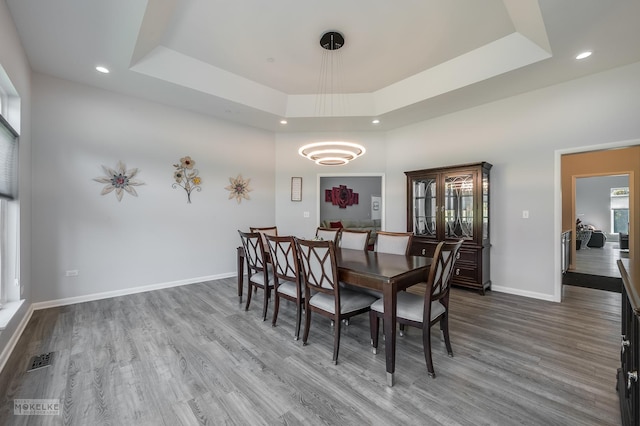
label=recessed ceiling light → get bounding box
[95,66,110,74]
[575,51,592,60]
[372,119,380,124]
[280,119,287,125]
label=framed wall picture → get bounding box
[291,177,302,201]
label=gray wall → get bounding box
[320,176,381,223]
[31,73,276,303]
[275,60,640,301]
[577,175,629,237]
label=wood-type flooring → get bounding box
[0,278,622,425]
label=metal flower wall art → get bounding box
[172,156,201,203]
[94,161,144,201]
[225,174,252,204]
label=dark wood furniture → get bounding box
[295,240,377,365]
[370,239,462,378]
[405,162,491,294]
[335,248,431,386]
[375,231,413,255]
[618,259,640,425]
[265,235,304,340]
[315,227,340,244]
[338,228,371,251]
[238,230,273,320]
[235,245,432,386]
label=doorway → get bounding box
[573,174,629,278]
[317,173,385,229]
[560,147,637,295]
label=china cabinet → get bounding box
[405,162,492,293]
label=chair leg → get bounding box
[272,292,280,328]
[423,325,436,378]
[332,316,341,365]
[441,315,453,357]
[302,303,312,346]
[369,311,379,354]
[293,301,302,341]
[261,286,269,321]
[399,323,405,337]
[245,282,253,311]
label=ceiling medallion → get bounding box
[298,141,366,166]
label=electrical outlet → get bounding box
[65,270,79,277]
[303,211,310,218]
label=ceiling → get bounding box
[6,0,640,132]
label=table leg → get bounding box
[383,283,397,386]
[236,246,244,302]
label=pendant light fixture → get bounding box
[298,31,366,166]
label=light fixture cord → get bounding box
[315,35,348,117]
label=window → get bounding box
[0,65,20,317]
[611,187,629,234]
[0,115,19,308]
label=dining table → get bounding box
[236,245,431,386]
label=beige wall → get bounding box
[561,146,639,269]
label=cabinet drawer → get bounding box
[452,264,478,283]
[410,240,437,257]
[456,247,477,264]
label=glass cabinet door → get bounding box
[413,177,437,237]
[482,171,489,241]
[444,173,474,240]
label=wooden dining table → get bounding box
[236,246,431,386]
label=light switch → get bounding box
[522,210,529,219]
[303,211,310,218]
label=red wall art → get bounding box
[325,185,359,208]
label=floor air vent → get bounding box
[27,352,54,372]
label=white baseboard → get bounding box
[32,272,236,311]
[491,284,560,302]
[0,303,34,373]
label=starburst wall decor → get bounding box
[225,174,252,204]
[93,161,144,201]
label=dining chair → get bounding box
[295,238,378,364]
[339,229,371,251]
[369,239,463,378]
[315,227,340,244]
[250,226,278,248]
[265,234,304,340]
[238,230,274,321]
[375,231,413,255]
[368,230,414,299]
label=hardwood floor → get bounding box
[0,279,622,425]
[574,240,629,277]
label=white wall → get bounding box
[0,0,32,360]
[577,175,629,236]
[276,61,640,301]
[274,132,388,239]
[31,74,275,303]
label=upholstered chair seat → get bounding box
[371,292,446,323]
[309,289,376,315]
